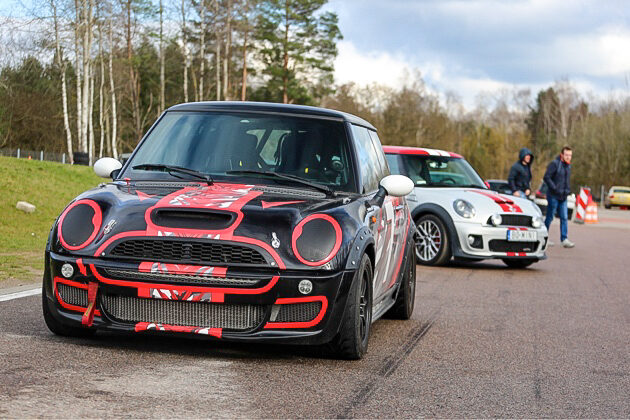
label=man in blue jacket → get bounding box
[543,146,575,248]
[508,148,534,197]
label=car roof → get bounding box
[486,179,508,184]
[167,101,376,130]
[382,145,463,158]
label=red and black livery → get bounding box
[43,102,416,359]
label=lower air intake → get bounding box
[488,240,539,253]
[57,283,88,307]
[101,295,266,330]
[274,301,322,323]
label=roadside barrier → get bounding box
[574,187,590,224]
[585,201,599,224]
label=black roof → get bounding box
[167,101,376,130]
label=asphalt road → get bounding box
[1,216,629,418]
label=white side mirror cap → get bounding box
[380,174,414,197]
[94,157,122,178]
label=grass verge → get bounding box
[0,156,101,287]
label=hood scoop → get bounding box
[150,208,236,230]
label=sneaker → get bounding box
[562,239,575,248]
[548,240,555,247]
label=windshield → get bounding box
[400,155,485,188]
[120,111,356,192]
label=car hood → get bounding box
[51,180,359,271]
[413,187,541,222]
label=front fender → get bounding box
[410,203,465,257]
[344,226,374,270]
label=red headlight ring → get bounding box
[291,214,342,266]
[57,199,103,251]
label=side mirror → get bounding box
[368,175,414,207]
[94,157,123,179]
[380,175,414,197]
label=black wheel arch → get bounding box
[344,226,375,270]
[411,203,465,258]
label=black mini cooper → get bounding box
[42,102,416,359]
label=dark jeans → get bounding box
[545,196,568,241]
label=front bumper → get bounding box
[43,251,356,345]
[453,222,548,260]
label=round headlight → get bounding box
[453,199,476,218]
[57,199,102,250]
[490,213,502,226]
[292,214,341,266]
[532,216,543,229]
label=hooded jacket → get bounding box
[507,147,534,193]
[543,155,571,200]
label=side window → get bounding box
[368,130,390,177]
[259,129,290,165]
[385,154,402,175]
[351,124,381,193]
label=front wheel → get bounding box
[502,258,537,269]
[415,214,451,266]
[330,254,373,360]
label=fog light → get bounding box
[298,280,313,295]
[490,214,502,226]
[61,263,74,278]
[468,235,476,245]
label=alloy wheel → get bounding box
[416,219,442,262]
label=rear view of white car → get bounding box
[384,146,548,268]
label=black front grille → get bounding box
[274,302,322,323]
[108,239,267,265]
[102,295,266,330]
[488,240,539,253]
[57,283,88,307]
[487,214,532,227]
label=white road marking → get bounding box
[0,287,41,302]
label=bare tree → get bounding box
[50,0,74,163]
[215,0,221,100]
[198,0,207,101]
[180,0,189,102]
[223,0,231,100]
[159,0,165,112]
[108,15,118,158]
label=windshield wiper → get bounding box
[132,164,213,185]
[226,170,335,196]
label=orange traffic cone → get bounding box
[585,201,598,224]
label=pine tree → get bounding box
[254,0,341,104]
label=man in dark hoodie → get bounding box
[508,148,534,197]
[543,146,574,248]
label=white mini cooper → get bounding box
[384,146,548,268]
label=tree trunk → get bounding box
[80,0,92,153]
[108,17,118,159]
[241,28,247,101]
[282,0,289,104]
[51,0,74,164]
[181,0,189,102]
[74,0,83,153]
[199,0,206,101]
[126,0,141,141]
[223,0,231,100]
[214,0,221,101]
[98,22,105,158]
[159,0,165,112]
[88,67,95,165]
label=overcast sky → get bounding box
[329,0,630,107]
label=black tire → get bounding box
[330,254,373,360]
[501,258,536,269]
[387,243,416,319]
[605,204,611,209]
[415,214,451,266]
[42,285,96,338]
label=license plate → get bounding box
[506,230,537,242]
